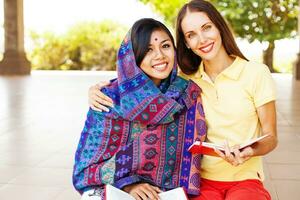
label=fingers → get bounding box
[96,81,110,88]
[134,190,148,200]
[127,183,160,200]
[221,141,253,166]
[94,87,113,104]
[224,140,238,166]
[141,189,157,200]
[152,186,163,193]
[138,184,160,200]
[131,193,142,200]
[95,92,114,108]
[88,83,114,111]
[240,147,253,160]
[147,185,160,200]
[96,82,113,103]
[214,147,226,158]
[90,100,110,112]
[232,145,243,165]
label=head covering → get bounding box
[73,29,206,197]
[101,30,192,124]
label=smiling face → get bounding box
[181,11,224,61]
[139,29,175,86]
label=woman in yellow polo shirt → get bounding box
[87,1,277,199]
[175,1,277,200]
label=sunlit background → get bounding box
[0,0,298,72]
[0,1,299,200]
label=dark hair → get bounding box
[176,0,247,75]
[131,18,175,67]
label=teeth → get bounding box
[153,63,167,71]
[200,43,213,52]
[202,45,211,51]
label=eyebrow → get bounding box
[160,39,171,44]
[184,22,212,35]
[148,39,171,46]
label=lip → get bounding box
[199,42,214,53]
[152,62,168,72]
[152,62,168,67]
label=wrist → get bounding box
[122,185,130,193]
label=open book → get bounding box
[81,184,188,200]
[188,134,270,157]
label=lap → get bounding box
[225,179,271,200]
[189,179,270,200]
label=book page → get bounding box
[104,185,187,200]
[188,134,270,156]
[158,187,187,200]
[239,134,270,149]
[81,189,103,200]
[106,184,134,200]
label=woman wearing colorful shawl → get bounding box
[73,18,206,200]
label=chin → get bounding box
[200,52,218,61]
[152,75,169,81]
[156,76,169,80]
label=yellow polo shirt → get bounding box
[179,57,276,181]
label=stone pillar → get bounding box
[294,0,300,80]
[0,0,31,75]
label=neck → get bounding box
[203,47,234,80]
[152,78,161,86]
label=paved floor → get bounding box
[0,71,299,200]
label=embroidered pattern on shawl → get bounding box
[72,31,206,197]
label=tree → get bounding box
[64,21,127,70]
[139,0,298,72]
[139,0,187,26]
[29,31,68,70]
[29,21,127,70]
[210,0,298,72]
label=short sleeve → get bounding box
[253,64,276,108]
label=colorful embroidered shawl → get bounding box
[72,31,206,197]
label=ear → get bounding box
[185,43,190,49]
[184,40,190,49]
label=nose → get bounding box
[153,48,165,59]
[196,31,206,44]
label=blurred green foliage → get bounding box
[209,0,298,43]
[139,0,298,72]
[209,0,298,72]
[140,0,298,41]
[29,21,127,70]
[139,0,187,26]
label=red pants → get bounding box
[189,179,271,200]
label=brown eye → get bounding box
[187,33,195,39]
[162,44,170,48]
[146,48,153,53]
[203,25,212,31]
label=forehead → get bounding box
[181,11,212,32]
[149,29,171,43]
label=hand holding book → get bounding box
[123,183,162,200]
[188,134,270,166]
[214,140,254,166]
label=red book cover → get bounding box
[188,134,270,157]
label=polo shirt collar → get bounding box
[221,56,245,80]
[198,56,246,81]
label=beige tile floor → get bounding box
[0,71,299,200]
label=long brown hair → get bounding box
[176,0,247,75]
